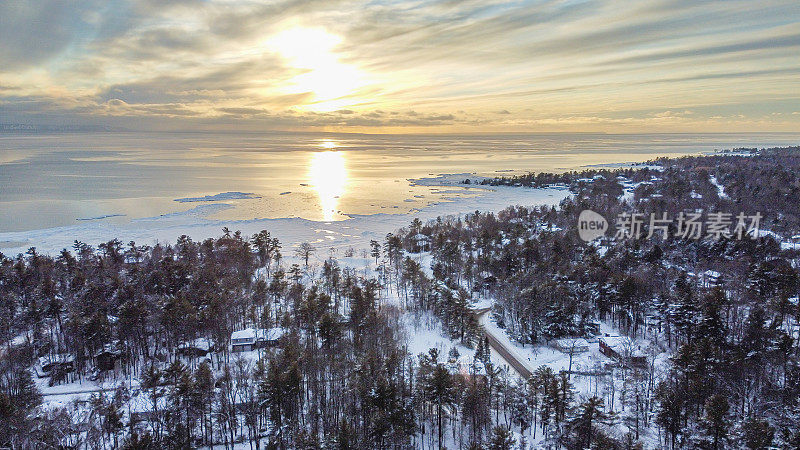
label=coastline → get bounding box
[0,176,571,256]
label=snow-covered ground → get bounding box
[21,178,568,415]
[709,175,728,199]
[11,171,673,447]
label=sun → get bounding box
[268,27,363,111]
[318,139,338,149]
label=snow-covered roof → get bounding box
[231,328,257,341]
[554,338,590,348]
[96,341,123,356]
[179,337,211,351]
[261,327,285,341]
[599,336,632,349]
[39,354,74,367]
[232,327,286,342]
[129,392,169,414]
[600,336,647,357]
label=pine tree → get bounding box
[570,396,614,448]
[427,364,455,449]
[655,381,683,449]
[486,425,515,450]
[671,272,698,344]
[701,394,730,450]
[370,240,381,264]
[741,417,774,450]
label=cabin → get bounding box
[255,328,285,349]
[476,271,497,290]
[178,338,211,358]
[552,338,590,353]
[599,336,625,359]
[231,328,258,352]
[37,354,75,378]
[699,270,722,288]
[231,327,286,352]
[129,392,168,424]
[599,336,647,369]
[95,348,124,371]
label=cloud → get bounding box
[0,0,799,132]
[95,57,293,105]
[0,1,103,70]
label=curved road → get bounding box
[472,307,532,379]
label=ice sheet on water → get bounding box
[174,192,261,203]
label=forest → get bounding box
[2,147,800,449]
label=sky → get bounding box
[1,0,799,133]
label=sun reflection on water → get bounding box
[309,150,347,221]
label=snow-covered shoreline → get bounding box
[0,175,571,256]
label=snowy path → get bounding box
[473,308,532,379]
[41,386,112,397]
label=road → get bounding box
[472,307,532,379]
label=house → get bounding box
[599,336,647,368]
[598,336,626,359]
[231,328,258,352]
[255,328,285,349]
[552,338,590,353]
[95,347,124,371]
[37,354,75,378]
[231,327,286,352]
[128,392,168,424]
[699,270,722,288]
[178,338,211,358]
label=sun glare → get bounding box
[309,151,347,221]
[269,27,362,111]
[318,139,338,149]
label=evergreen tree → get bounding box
[741,417,774,450]
[486,425,515,450]
[701,394,730,450]
[570,396,614,448]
